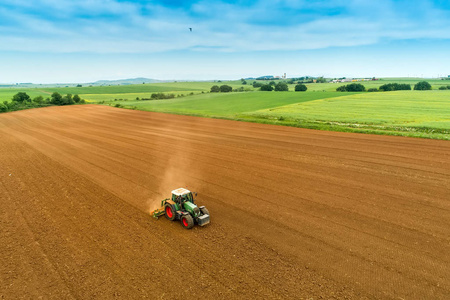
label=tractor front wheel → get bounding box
[181,214,194,229]
[164,204,176,221]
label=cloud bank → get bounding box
[0,0,449,53]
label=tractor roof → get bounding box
[171,188,191,196]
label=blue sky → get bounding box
[1,0,449,83]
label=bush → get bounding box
[367,88,378,92]
[219,85,232,93]
[210,85,220,93]
[414,81,431,90]
[274,82,288,91]
[294,84,307,92]
[439,86,448,90]
[260,84,274,91]
[150,93,175,100]
[336,83,366,92]
[0,103,8,112]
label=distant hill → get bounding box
[0,78,169,88]
[92,78,166,86]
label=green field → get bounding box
[242,91,450,139]
[1,78,449,139]
[104,92,350,117]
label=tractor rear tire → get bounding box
[181,214,194,229]
[164,204,176,221]
[200,207,210,216]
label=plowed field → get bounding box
[1,105,449,299]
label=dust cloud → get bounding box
[145,134,197,213]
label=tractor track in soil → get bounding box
[0,105,449,299]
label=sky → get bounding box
[1,0,449,83]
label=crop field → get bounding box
[99,89,450,140]
[0,105,449,299]
[0,89,51,103]
[102,92,348,116]
[1,78,449,139]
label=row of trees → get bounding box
[260,82,289,91]
[0,92,85,113]
[337,81,434,92]
[140,93,176,100]
[211,85,233,93]
[379,83,411,91]
[336,83,366,92]
[211,82,308,93]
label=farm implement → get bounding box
[150,188,210,229]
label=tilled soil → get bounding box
[0,105,449,299]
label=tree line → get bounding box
[336,81,434,92]
[0,92,85,113]
[211,82,307,93]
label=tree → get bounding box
[414,81,431,90]
[32,96,44,104]
[73,94,81,103]
[12,92,31,103]
[274,82,288,91]
[295,84,307,91]
[269,81,276,86]
[62,94,75,105]
[51,92,63,105]
[316,77,327,83]
[76,84,82,87]
[242,80,247,85]
[252,81,263,88]
[260,84,274,91]
[210,85,220,93]
[219,85,232,93]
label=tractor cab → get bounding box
[171,188,195,204]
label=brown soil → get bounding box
[0,105,449,299]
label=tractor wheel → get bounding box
[200,207,210,216]
[181,214,194,229]
[164,204,176,221]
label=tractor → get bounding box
[150,188,210,229]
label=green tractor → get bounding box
[151,188,210,229]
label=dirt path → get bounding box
[0,105,449,299]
